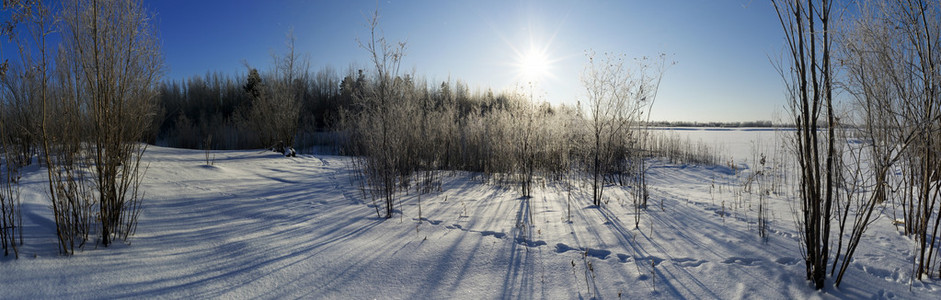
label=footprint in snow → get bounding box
[672,257,707,268]
[874,289,897,299]
[854,264,899,281]
[636,256,665,266]
[412,218,443,225]
[554,243,611,259]
[554,243,574,253]
[616,253,631,263]
[721,257,762,266]
[774,257,801,266]
[515,237,547,247]
[479,231,506,239]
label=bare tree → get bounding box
[350,7,409,218]
[830,0,932,285]
[0,75,23,257]
[0,63,40,167]
[513,87,539,198]
[60,0,162,246]
[0,1,28,258]
[2,0,96,255]
[245,31,306,155]
[3,0,83,255]
[833,0,941,282]
[772,0,838,289]
[579,51,664,209]
[888,0,941,280]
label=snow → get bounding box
[2,131,939,299]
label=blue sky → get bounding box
[148,0,786,122]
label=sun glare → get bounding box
[520,49,550,82]
[516,47,553,83]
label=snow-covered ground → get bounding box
[2,130,939,299]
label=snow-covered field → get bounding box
[2,129,939,299]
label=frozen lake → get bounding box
[650,127,794,168]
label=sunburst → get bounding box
[517,47,552,83]
[491,15,567,89]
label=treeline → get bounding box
[648,120,777,128]
[154,66,509,152]
[157,33,316,153]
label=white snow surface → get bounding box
[2,137,939,299]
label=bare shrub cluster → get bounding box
[1,0,161,255]
[839,0,941,281]
[580,51,666,210]
[774,0,941,288]
[0,109,24,258]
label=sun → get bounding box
[516,47,554,84]
[519,49,550,82]
[500,27,561,87]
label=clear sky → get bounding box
[147,0,788,123]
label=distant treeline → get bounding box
[155,67,533,152]
[647,120,781,128]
